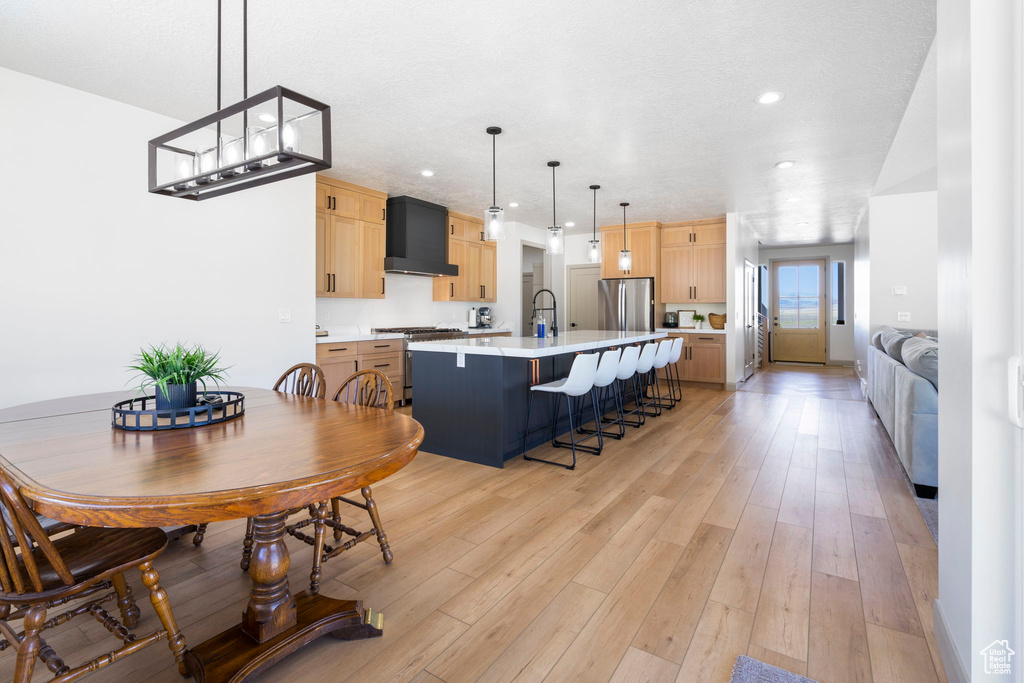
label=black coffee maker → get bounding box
[663,311,679,328]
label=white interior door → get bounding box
[521,273,534,335]
[743,260,757,379]
[568,265,601,331]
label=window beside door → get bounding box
[831,260,846,325]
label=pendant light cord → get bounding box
[551,165,557,227]
[593,187,597,240]
[622,204,627,245]
[216,0,221,110]
[492,133,497,207]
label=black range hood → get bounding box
[384,196,458,277]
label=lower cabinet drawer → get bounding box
[357,339,403,354]
[316,343,358,360]
[358,353,403,382]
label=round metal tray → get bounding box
[111,391,245,431]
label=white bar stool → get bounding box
[521,352,601,470]
[576,347,625,442]
[647,338,676,413]
[615,345,644,428]
[624,343,658,426]
[664,337,685,402]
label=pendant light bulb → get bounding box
[484,127,506,240]
[618,202,632,272]
[282,121,298,151]
[546,161,563,255]
[587,184,602,264]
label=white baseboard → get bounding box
[933,599,970,683]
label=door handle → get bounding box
[1009,356,1024,428]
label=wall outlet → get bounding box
[897,312,911,322]
[278,308,292,323]
[457,352,466,368]
[892,285,907,296]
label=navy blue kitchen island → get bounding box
[409,331,666,468]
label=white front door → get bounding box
[772,259,827,363]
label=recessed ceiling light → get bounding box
[420,170,434,177]
[756,91,784,105]
[775,160,795,169]
[565,222,575,227]
[509,202,519,208]
[786,197,802,202]
[258,113,276,123]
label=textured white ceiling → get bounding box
[873,39,936,196]
[0,0,934,245]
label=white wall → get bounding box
[759,243,856,364]
[934,1,1021,680]
[0,67,314,409]
[853,213,871,382]
[867,191,938,332]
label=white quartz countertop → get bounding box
[656,327,727,335]
[467,327,513,336]
[408,330,667,358]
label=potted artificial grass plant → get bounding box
[130,343,229,411]
[692,313,706,329]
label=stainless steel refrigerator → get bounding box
[598,277,655,332]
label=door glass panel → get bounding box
[799,298,820,328]
[778,267,798,297]
[778,298,799,328]
[799,265,819,296]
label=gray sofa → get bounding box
[867,326,938,498]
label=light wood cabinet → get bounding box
[693,243,726,303]
[658,217,726,303]
[360,222,386,300]
[667,332,726,385]
[599,223,660,280]
[317,341,405,401]
[315,176,389,299]
[433,211,497,302]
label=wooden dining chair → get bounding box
[0,469,188,682]
[239,370,396,594]
[192,362,328,547]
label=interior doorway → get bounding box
[771,259,827,363]
[522,244,545,335]
[567,265,601,331]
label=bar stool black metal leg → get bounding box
[591,388,604,454]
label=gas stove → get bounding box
[372,326,468,340]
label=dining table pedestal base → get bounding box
[183,591,383,682]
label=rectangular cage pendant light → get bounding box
[148,86,330,200]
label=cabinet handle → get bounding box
[480,284,484,299]
[699,337,714,341]
[382,208,386,221]
[329,347,348,352]
[374,363,390,368]
[325,274,329,292]
[382,277,385,295]
[451,223,455,235]
[450,282,454,297]
[480,231,484,241]
[332,274,336,292]
[374,344,390,348]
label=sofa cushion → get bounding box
[902,337,939,390]
[870,347,899,439]
[872,325,896,352]
[879,328,913,363]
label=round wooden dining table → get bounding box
[0,387,424,682]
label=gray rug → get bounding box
[730,656,818,682]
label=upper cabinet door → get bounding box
[480,243,497,302]
[316,183,332,213]
[600,230,624,279]
[332,187,361,219]
[661,226,690,247]
[660,246,694,303]
[316,212,330,297]
[463,241,482,301]
[359,222,386,299]
[693,243,726,302]
[626,225,658,278]
[692,222,726,245]
[330,215,361,298]
[360,194,387,224]
[447,216,466,241]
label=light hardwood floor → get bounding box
[3,365,945,682]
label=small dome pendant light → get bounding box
[618,202,632,271]
[586,184,602,264]
[546,161,564,255]
[484,126,505,241]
